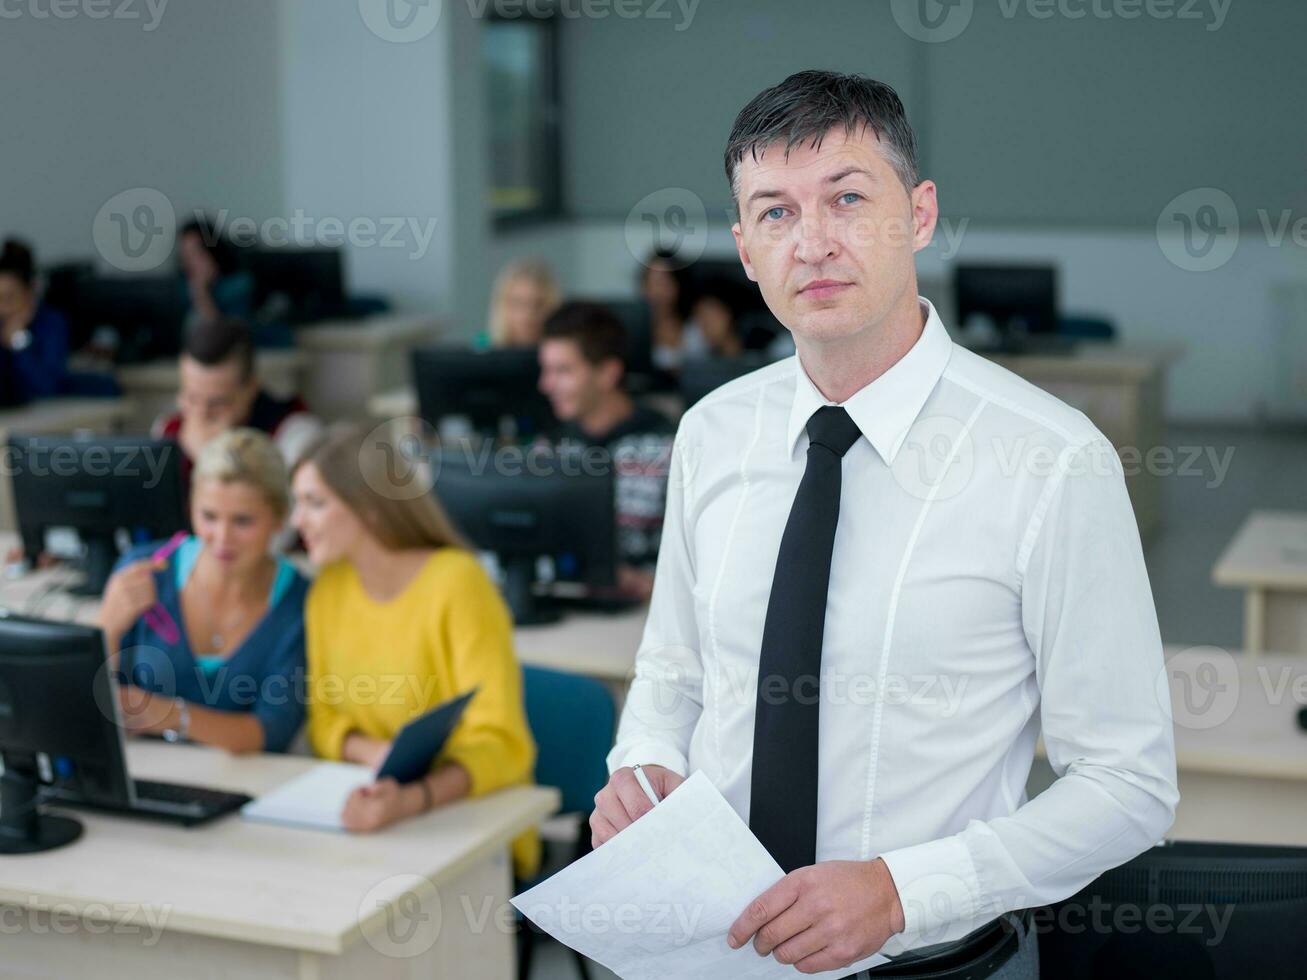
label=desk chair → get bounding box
[517,665,617,980]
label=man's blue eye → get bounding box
[840,192,862,205]
[763,207,785,221]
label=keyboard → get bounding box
[44,779,252,827]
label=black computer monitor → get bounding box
[245,246,347,325]
[433,445,617,625]
[679,353,774,408]
[954,264,1059,342]
[63,275,186,363]
[7,435,188,595]
[0,614,127,853]
[412,346,557,440]
[1036,840,1307,977]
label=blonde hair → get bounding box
[488,258,561,346]
[193,428,290,519]
[292,425,468,552]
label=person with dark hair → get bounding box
[592,70,1176,980]
[177,215,254,331]
[639,248,696,372]
[153,317,322,474]
[538,301,675,600]
[685,276,746,359]
[0,238,68,406]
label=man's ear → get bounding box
[732,222,757,283]
[600,357,625,393]
[910,180,940,253]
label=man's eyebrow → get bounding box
[744,168,878,208]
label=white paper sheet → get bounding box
[511,772,890,979]
[240,761,374,831]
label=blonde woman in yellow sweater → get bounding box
[290,427,539,877]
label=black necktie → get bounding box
[749,405,862,873]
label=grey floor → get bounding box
[526,423,1306,980]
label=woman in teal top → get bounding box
[100,428,308,753]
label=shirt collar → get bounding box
[786,297,953,465]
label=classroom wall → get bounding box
[0,0,283,267]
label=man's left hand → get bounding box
[727,858,906,974]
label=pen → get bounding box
[141,532,189,645]
[632,763,660,806]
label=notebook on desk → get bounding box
[241,689,477,831]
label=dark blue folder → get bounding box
[376,688,478,784]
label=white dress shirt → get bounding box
[608,298,1178,956]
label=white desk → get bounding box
[1213,511,1307,654]
[296,315,441,423]
[115,350,307,433]
[369,385,418,420]
[0,741,557,979]
[0,397,134,534]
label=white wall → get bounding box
[0,0,283,267]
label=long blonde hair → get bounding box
[488,258,561,346]
[293,426,468,552]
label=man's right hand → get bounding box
[590,764,686,848]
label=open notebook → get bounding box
[241,689,476,831]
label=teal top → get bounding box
[173,536,298,677]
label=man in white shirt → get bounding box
[591,70,1178,978]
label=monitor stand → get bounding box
[66,536,117,597]
[0,767,83,855]
[503,557,561,627]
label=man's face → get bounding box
[538,339,615,422]
[731,126,937,348]
[178,355,257,428]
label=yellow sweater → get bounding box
[305,548,540,878]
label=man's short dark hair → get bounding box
[184,317,255,381]
[542,301,628,376]
[724,70,920,208]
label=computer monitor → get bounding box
[412,347,557,440]
[245,246,347,325]
[679,353,774,408]
[7,435,188,595]
[62,275,186,363]
[1036,840,1307,978]
[954,264,1059,342]
[0,614,126,853]
[433,445,617,625]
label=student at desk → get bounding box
[538,301,675,601]
[177,215,254,332]
[154,316,323,475]
[101,428,309,753]
[290,428,539,877]
[0,238,68,406]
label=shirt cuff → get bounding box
[606,739,690,778]
[878,835,982,944]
